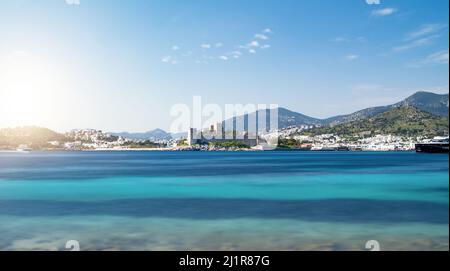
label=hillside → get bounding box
[0,126,66,149]
[222,107,322,132]
[396,91,449,116]
[303,106,449,138]
[222,91,448,131]
[324,91,449,125]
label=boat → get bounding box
[16,145,32,152]
[415,136,449,153]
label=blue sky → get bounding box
[0,0,448,132]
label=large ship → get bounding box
[415,136,449,153]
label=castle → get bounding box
[187,123,259,147]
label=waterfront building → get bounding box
[187,122,258,147]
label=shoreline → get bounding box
[0,148,421,153]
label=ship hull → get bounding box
[415,143,449,153]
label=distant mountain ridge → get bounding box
[324,92,449,126]
[4,92,443,143]
[105,91,449,136]
[303,105,449,138]
[222,91,449,130]
[222,107,322,132]
[397,91,449,116]
[110,129,172,141]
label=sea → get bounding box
[0,151,448,251]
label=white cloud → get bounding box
[161,56,178,64]
[65,0,80,5]
[162,27,274,65]
[331,36,367,43]
[406,24,447,40]
[410,50,449,67]
[254,34,269,40]
[239,40,261,50]
[393,24,446,52]
[371,7,397,17]
[394,35,438,51]
[424,50,449,64]
[161,56,171,63]
[249,41,260,47]
[229,51,242,59]
[345,54,359,60]
[331,37,349,43]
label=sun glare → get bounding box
[0,51,67,128]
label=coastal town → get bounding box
[2,91,448,153]
[2,92,449,153]
[7,126,445,153]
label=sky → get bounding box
[0,0,448,132]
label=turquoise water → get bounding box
[0,151,448,251]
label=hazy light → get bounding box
[0,51,68,128]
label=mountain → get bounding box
[396,91,449,116]
[222,107,322,132]
[221,92,448,131]
[170,132,188,140]
[304,105,449,138]
[0,126,66,148]
[324,91,449,125]
[110,129,172,141]
[277,107,323,127]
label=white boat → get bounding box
[16,145,32,152]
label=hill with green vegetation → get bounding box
[302,106,449,138]
[123,140,164,149]
[0,126,66,150]
[223,91,448,130]
[398,91,449,117]
[324,91,449,125]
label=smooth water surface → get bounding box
[0,151,448,251]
